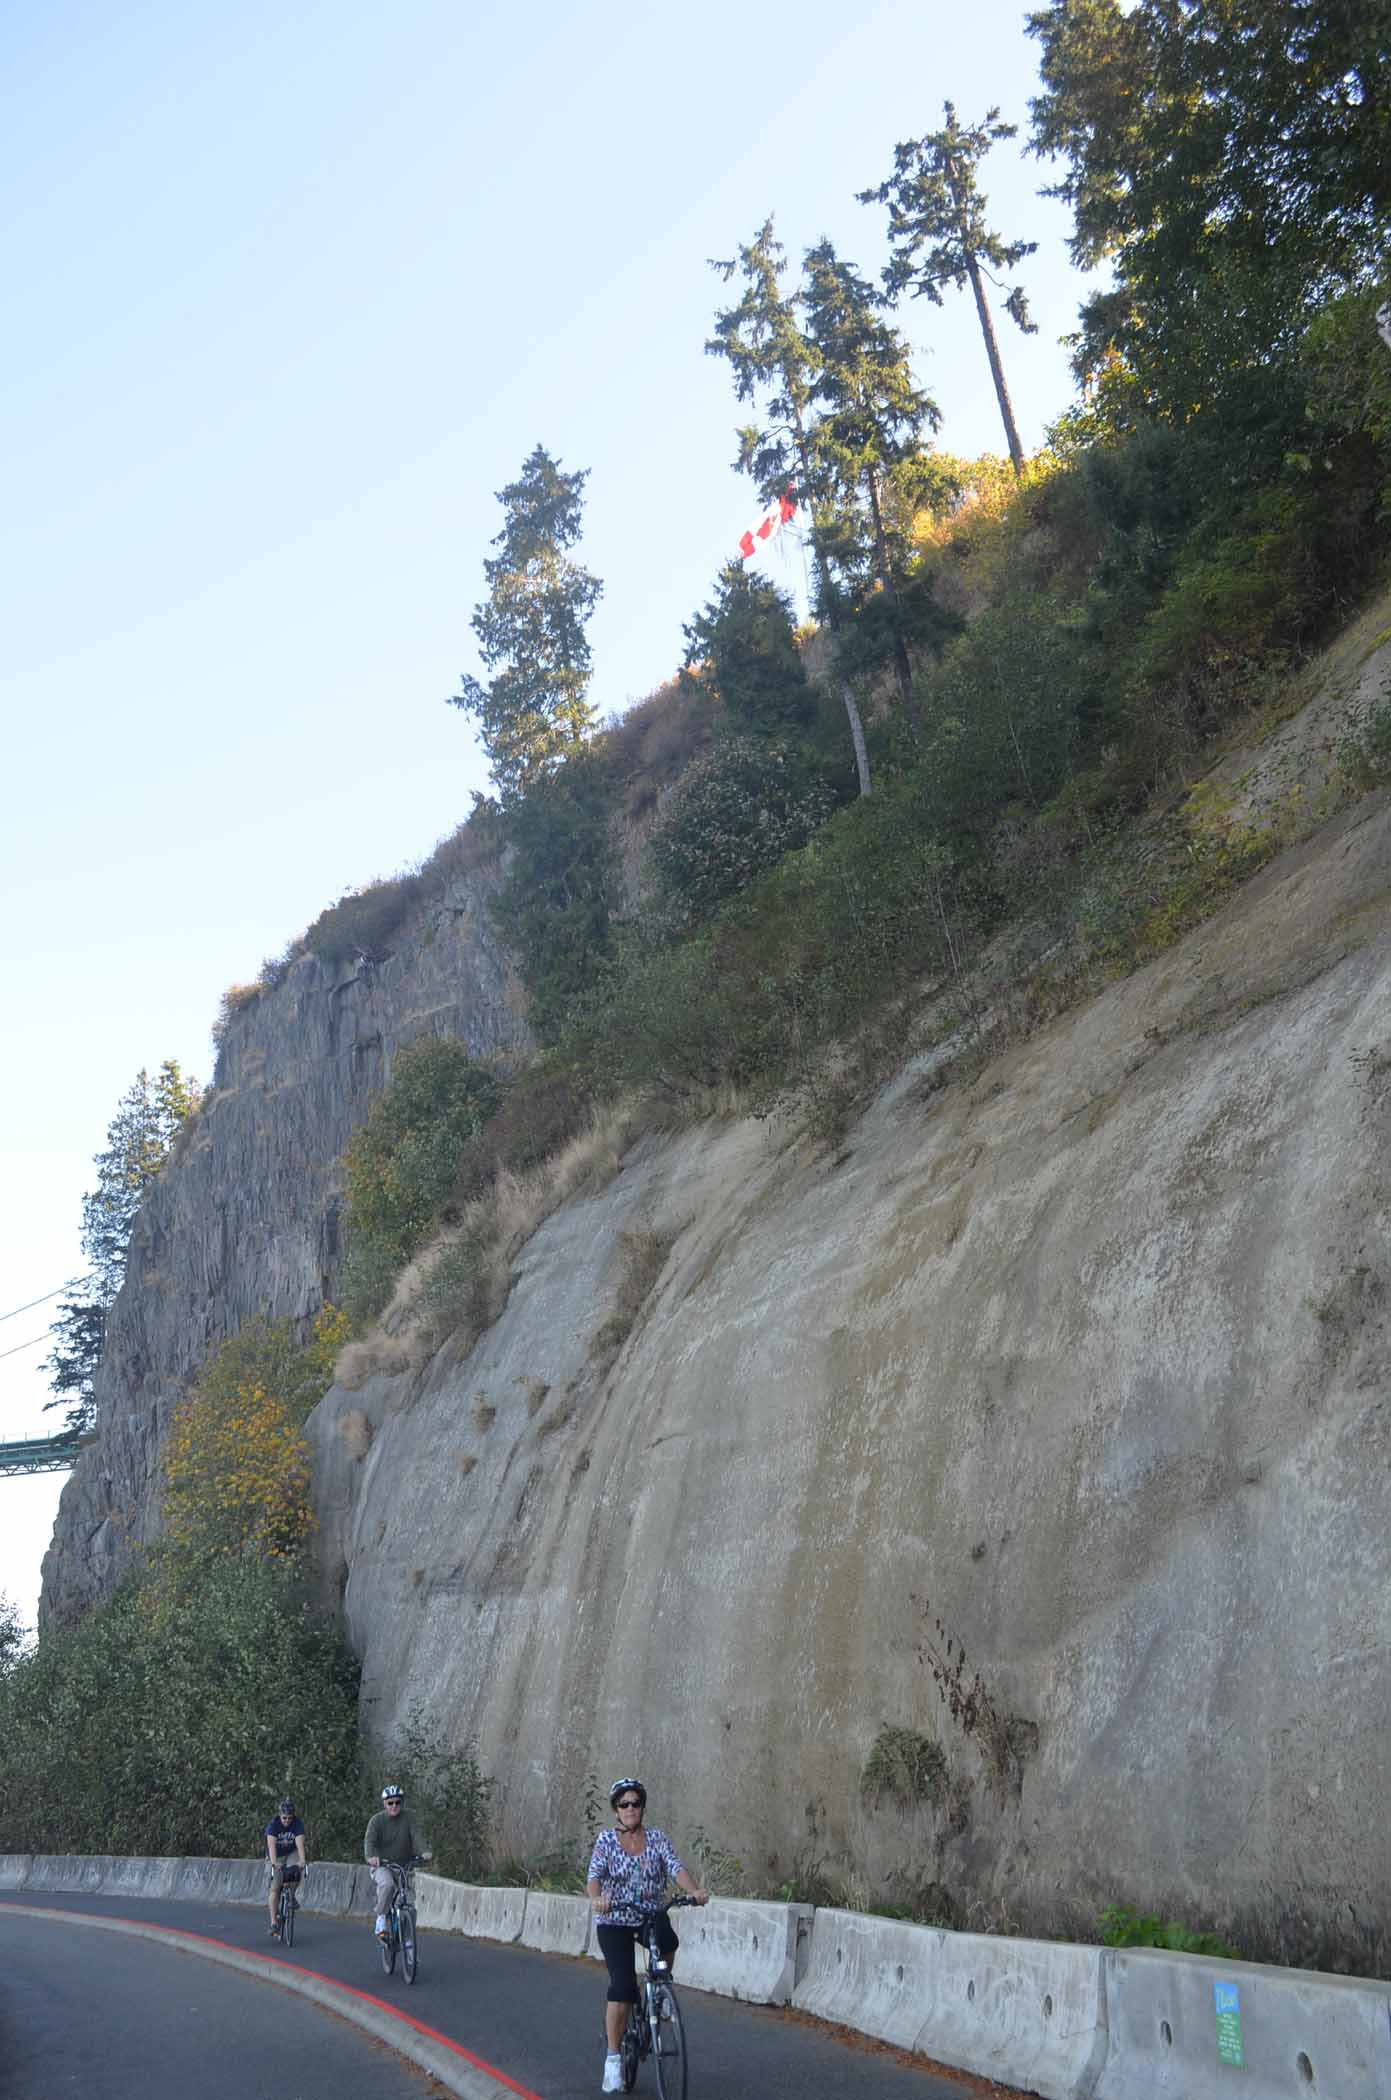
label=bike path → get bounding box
[0,1890,1024,2100]
[0,1904,446,2100]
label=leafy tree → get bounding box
[862,103,1038,474]
[1027,0,1391,413]
[801,239,940,721]
[43,1060,198,1434]
[681,563,816,739]
[707,220,873,794]
[0,1557,365,1860]
[489,745,621,1045]
[448,445,602,800]
[163,1376,314,1566]
[645,736,835,930]
[0,1593,27,1677]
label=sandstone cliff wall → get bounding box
[40,632,1391,1971]
[40,860,530,1623]
[308,780,1390,1970]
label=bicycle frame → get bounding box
[618,1896,694,2096]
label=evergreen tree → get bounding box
[43,1060,198,1435]
[801,238,940,723]
[862,103,1038,475]
[681,563,815,740]
[1027,0,1390,413]
[707,220,873,794]
[449,446,602,800]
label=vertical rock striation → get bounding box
[40,863,530,1626]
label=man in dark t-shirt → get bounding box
[265,1798,307,1937]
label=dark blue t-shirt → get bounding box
[265,1816,305,1859]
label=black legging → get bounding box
[596,1917,679,2003]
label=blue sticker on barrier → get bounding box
[1214,1979,1244,2067]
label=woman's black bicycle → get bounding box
[273,1863,304,1946]
[379,1857,423,1984]
[620,1895,696,2098]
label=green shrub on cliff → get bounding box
[341,1037,500,1322]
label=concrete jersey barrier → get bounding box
[792,1907,945,2049]
[912,1929,1108,2100]
[676,1897,812,2005]
[8,1854,1391,2097]
[518,1890,591,1958]
[1097,1945,1391,2100]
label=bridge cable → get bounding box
[0,1331,53,1362]
[0,1285,67,1324]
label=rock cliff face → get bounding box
[41,636,1391,1971]
[309,787,1391,1970]
[40,861,530,1623]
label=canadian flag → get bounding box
[738,490,796,560]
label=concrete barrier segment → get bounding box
[0,1857,32,1889]
[518,1890,591,1958]
[913,1931,1108,2100]
[293,1861,358,1917]
[24,1854,107,1894]
[416,1874,525,1943]
[679,1898,812,2005]
[1096,1945,1391,2100]
[792,1907,943,2049]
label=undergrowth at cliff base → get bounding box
[1100,1904,1240,1961]
[0,1555,367,1860]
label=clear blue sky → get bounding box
[1,0,1100,1625]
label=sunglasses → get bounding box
[616,1799,642,1811]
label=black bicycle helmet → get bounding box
[609,1776,647,1809]
[381,1782,406,1803]
[278,1798,297,1815]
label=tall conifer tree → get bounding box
[707,220,872,793]
[449,446,602,800]
[862,103,1038,475]
[44,1060,198,1435]
[800,239,939,723]
[1027,0,1390,412]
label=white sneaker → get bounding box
[375,1914,388,1936]
[601,2052,623,2093]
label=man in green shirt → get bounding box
[364,1782,427,1940]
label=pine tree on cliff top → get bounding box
[44,1059,198,1436]
[800,238,939,727]
[449,445,603,802]
[707,218,873,795]
[861,102,1038,476]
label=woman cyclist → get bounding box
[586,1777,707,2094]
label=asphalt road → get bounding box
[0,1890,1022,2100]
[0,1904,446,2100]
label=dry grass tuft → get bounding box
[338,1410,374,1462]
[590,1226,677,1370]
[336,1336,412,1389]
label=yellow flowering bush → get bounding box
[164,1376,314,1563]
[161,1307,346,1563]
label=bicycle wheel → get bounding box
[400,1905,418,1984]
[650,1980,686,2100]
[282,1892,295,1948]
[620,2007,641,2093]
[379,1913,398,1975]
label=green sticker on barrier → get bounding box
[1214,1980,1244,2067]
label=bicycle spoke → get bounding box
[650,1982,686,2100]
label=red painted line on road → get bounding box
[11,1906,547,2100]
